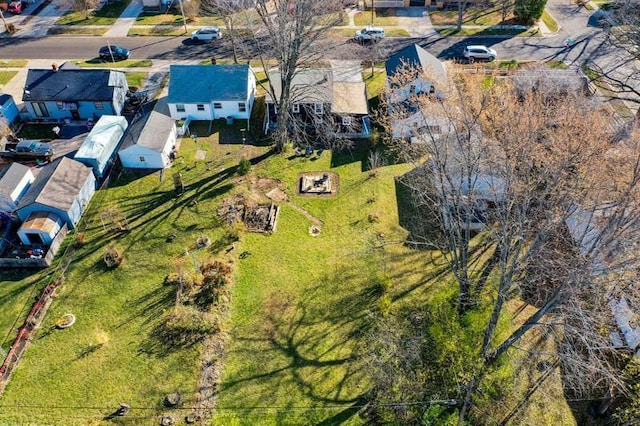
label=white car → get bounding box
[463,45,497,61]
[354,27,385,42]
[191,27,222,41]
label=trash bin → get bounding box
[226,116,234,125]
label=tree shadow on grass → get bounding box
[218,265,382,422]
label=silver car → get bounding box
[191,27,222,41]
[463,45,497,61]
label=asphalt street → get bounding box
[0,33,590,63]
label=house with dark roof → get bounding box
[167,64,256,122]
[21,62,129,122]
[16,157,95,229]
[119,110,177,169]
[385,44,448,143]
[264,68,371,139]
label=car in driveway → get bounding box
[463,45,497,62]
[354,27,385,42]
[191,27,222,41]
[99,45,130,61]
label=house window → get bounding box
[238,102,246,112]
[56,102,64,111]
[291,103,300,113]
[94,102,104,110]
[197,104,205,111]
[342,116,352,126]
[32,102,49,118]
[176,104,185,113]
[213,102,222,109]
[410,84,417,94]
[139,156,146,162]
[314,103,323,114]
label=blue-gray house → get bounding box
[16,157,95,230]
[0,94,20,125]
[22,62,129,122]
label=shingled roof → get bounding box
[168,64,251,103]
[23,64,126,102]
[385,44,447,85]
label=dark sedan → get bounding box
[99,45,130,61]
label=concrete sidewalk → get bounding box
[103,0,143,37]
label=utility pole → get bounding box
[178,0,187,34]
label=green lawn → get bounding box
[437,27,539,36]
[363,70,386,100]
[128,26,188,36]
[48,27,109,36]
[0,60,27,68]
[135,11,185,25]
[0,71,17,85]
[541,9,559,33]
[125,72,148,90]
[0,125,269,424]
[354,10,398,26]
[55,0,131,25]
[429,5,519,26]
[215,145,419,424]
[76,59,153,68]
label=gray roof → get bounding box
[18,157,93,212]
[168,64,250,103]
[120,110,175,153]
[23,66,125,102]
[137,111,175,152]
[385,44,447,85]
[0,162,32,198]
[266,69,333,104]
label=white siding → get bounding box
[119,145,167,169]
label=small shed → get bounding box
[119,111,177,169]
[17,211,63,245]
[16,157,95,229]
[0,163,35,214]
[74,115,128,179]
[0,94,19,126]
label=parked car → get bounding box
[190,27,222,41]
[99,45,130,61]
[6,0,27,14]
[354,27,385,42]
[463,45,497,62]
[0,139,54,162]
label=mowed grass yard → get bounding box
[0,124,266,424]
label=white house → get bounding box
[167,64,256,123]
[0,162,35,214]
[119,110,177,169]
[385,44,448,142]
[16,157,95,229]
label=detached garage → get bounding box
[74,115,128,179]
[119,111,176,169]
[16,157,95,229]
[17,211,63,245]
[0,163,35,214]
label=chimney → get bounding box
[52,63,58,71]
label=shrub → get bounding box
[6,24,16,35]
[103,247,123,268]
[238,158,251,175]
[161,306,219,347]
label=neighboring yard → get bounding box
[429,5,519,26]
[354,10,398,26]
[76,59,153,68]
[55,0,132,25]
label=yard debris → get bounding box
[217,195,279,234]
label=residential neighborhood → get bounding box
[0,0,639,424]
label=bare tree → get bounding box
[246,0,343,151]
[199,0,255,64]
[382,65,640,424]
[60,0,99,20]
